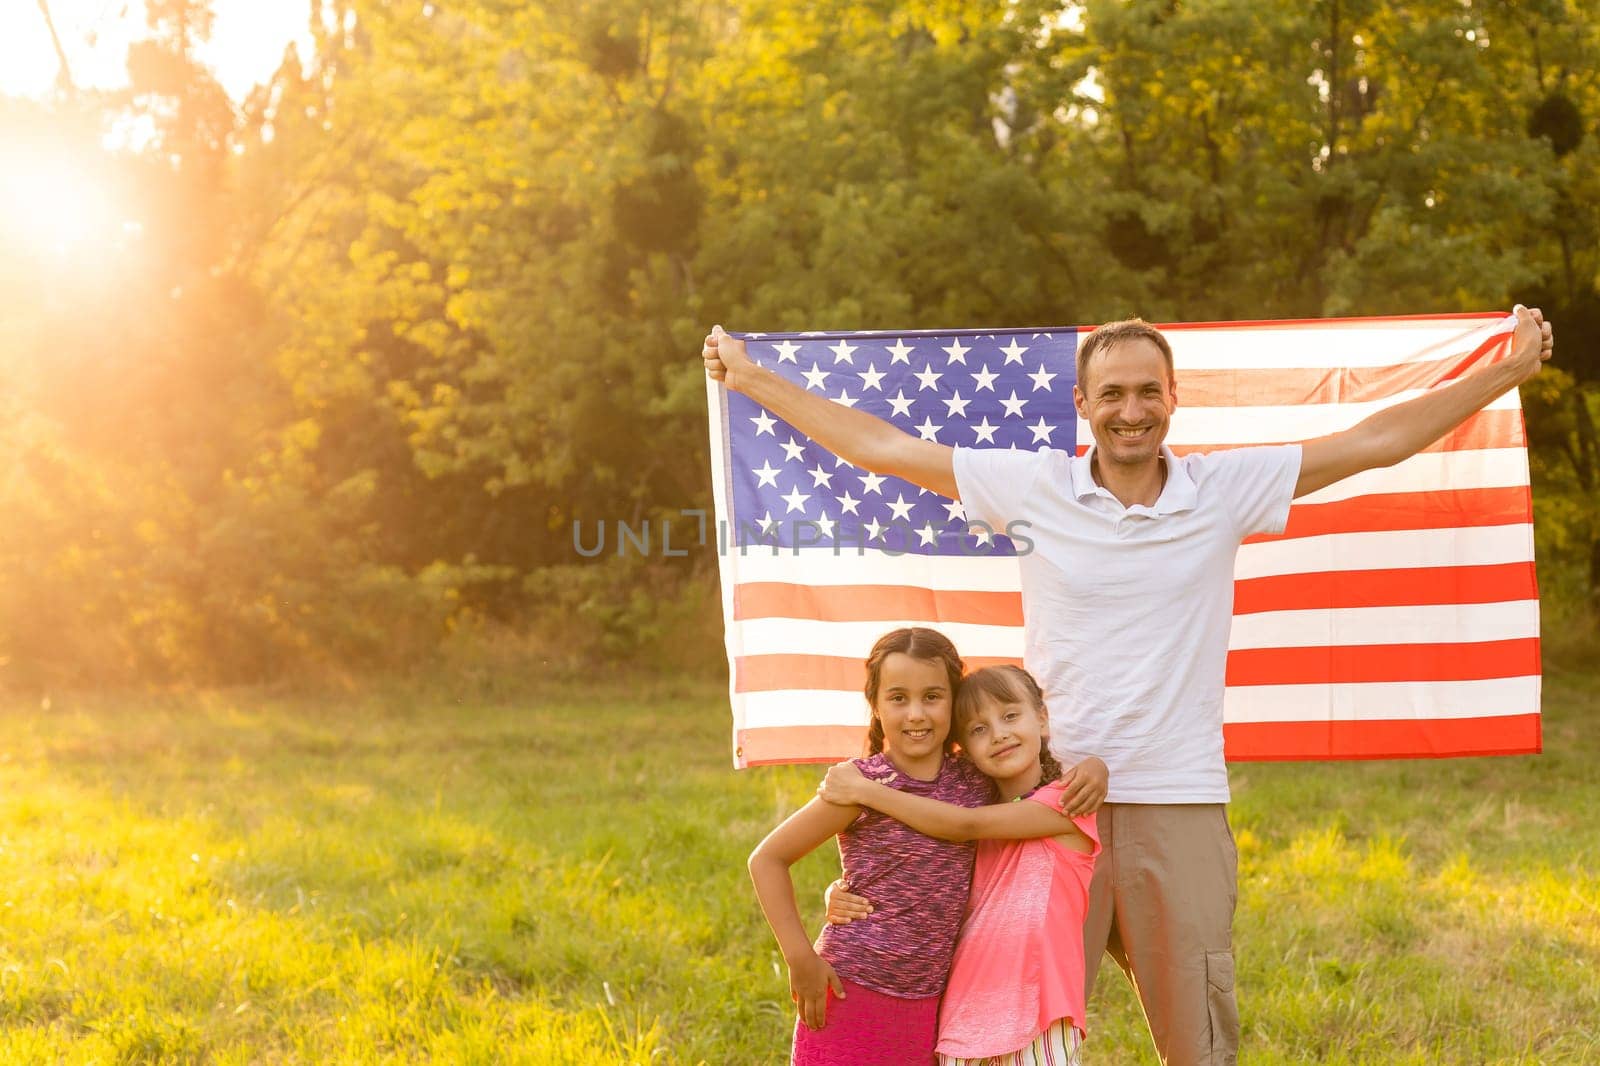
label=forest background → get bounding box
[4,0,1598,691]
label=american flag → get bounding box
[705,314,1540,768]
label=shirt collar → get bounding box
[1071,444,1197,516]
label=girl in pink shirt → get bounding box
[821,665,1100,1066]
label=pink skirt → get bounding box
[791,977,940,1066]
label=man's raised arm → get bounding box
[1295,305,1555,498]
[702,325,959,498]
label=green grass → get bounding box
[0,665,1596,1064]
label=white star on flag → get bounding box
[780,485,811,513]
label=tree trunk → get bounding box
[34,0,76,93]
[1590,525,1600,617]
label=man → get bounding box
[702,307,1552,1065]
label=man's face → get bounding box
[1073,338,1177,470]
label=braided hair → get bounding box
[861,627,965,756]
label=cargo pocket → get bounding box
[1205,950,1238,1064]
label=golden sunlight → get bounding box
[0,2,311,102]
[0,148,125,262]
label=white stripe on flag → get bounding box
[1220,675,1541,723]
[1293,447,1528,505]
[1161,389,1521,446]
[732,600,1539,659]
[1166,317,1508,370]
[1234,525,1533,579]
[734,674,1540,731]
[736,619,1021,658]
[729,523,1535,588]
[737,690,867,729]
[1227,600,1540,650]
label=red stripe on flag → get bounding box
[734,584,1020,624]
[1232,562,1536,614]
[736,641,1537,693]
[1223,713,1541,761]
[736,562,1535,626]
[1257,485,1531,543]
[1178,332,1510,408]
[735,654,1022,694]
[1224,637,1540,687]
[738,725,866,766]
[737,712,1543,767]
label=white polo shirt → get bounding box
[954,443,1302,803]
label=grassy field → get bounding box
[0,665,1596,1064]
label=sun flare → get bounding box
[0,151,124,261]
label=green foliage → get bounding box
[1,0,1598,684]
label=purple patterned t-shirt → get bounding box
[814,753,995,998]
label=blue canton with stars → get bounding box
[722,329,1079,555]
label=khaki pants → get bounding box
[1083,803,1239,1066]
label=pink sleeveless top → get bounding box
[935,782,1100,1058]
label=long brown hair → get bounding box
[862,627,964,756]
[952,664,1063,782]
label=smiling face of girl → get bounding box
[952,666,1057,800]
[956,693,1048,799]
[871,652,955,780]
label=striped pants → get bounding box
[938,1019,1082,1066]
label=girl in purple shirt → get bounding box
[748,627,993,1066]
